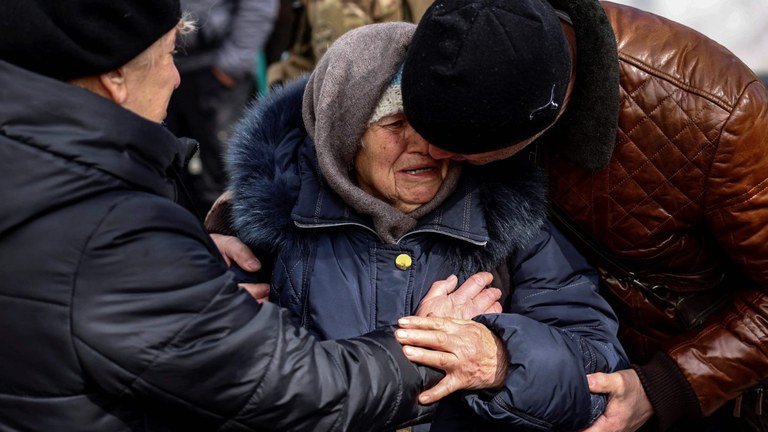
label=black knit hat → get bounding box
[0,0,181,81]
[402,0,571,154]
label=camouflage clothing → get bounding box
[267,0,432,85]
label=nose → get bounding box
[405,125,432,154]
[428,144,460,161]
[173,64,181,90]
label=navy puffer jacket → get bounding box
[229,79,629,431]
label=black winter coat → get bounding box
[0,60,435,431]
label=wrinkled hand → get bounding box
[416,273,502,319]
[581,370,653,432]
[395,316,508,404]
[210,233,270,303]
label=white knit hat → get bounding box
[368,65,404,124]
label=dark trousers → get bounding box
[166,67,253,217]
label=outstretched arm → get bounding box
[77,197,448,431]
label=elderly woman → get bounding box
[225,22,627,431]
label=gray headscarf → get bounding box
[303,22,461,243]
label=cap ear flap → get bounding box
[544,0,619,170]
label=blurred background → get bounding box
[610,0,768,82]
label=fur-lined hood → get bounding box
[227,78,548,272]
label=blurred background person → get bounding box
[166,0,279,216]
[265,0,433,87]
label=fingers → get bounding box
[240,283,270,303]
[210,234,262,271]
[584,370,654,432]
[483,301,503,314]
[398,315,466,331]
[402,346,460,404]
[396,328,451,352]
[449,272,493,303]
[396,317,480,352]
[401,344,454,369]
[467,287,502,316]
[586,373,608,393]
[586,372,621,394]
[420,274,458,302]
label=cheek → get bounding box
[370,158,398,189]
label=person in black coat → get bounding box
[0,1,506,430]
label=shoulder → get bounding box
[606,2,759,108]
[80,191,225,282]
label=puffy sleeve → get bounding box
[433,220,628,431]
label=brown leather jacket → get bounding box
[547,2,768,429]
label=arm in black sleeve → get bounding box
[72,195,438,431]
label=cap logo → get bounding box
[529,84,559,120]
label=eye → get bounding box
[377,113,408,129]
[382,119,405,128]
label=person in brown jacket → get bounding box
[212,0,768,429]
[396,0,768,431]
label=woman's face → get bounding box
[355,113,451,213]
[122,28,181,123]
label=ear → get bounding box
[98,68,129,105]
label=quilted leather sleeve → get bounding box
[603,1,768,419]
[666,79,768,415]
